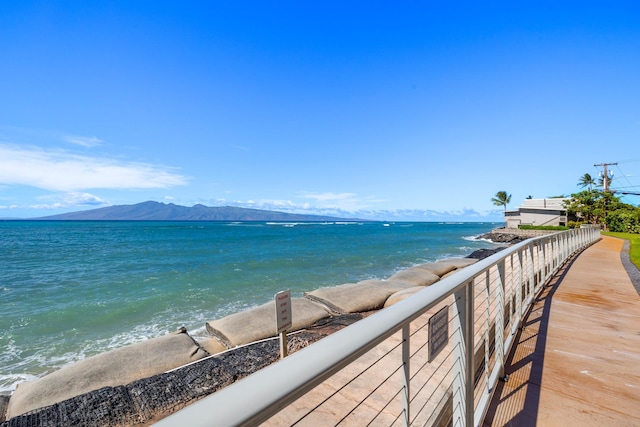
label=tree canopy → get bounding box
[491,191,512,211]
[578,173,596,191]
[565,173,639,233]
[494,172,639,233]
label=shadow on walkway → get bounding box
[482,253,579,426]
[484,236,640,426]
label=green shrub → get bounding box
[606,210,640,233]
[567,221,587,229]
[518,225,569,231]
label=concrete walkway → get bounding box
[482,236,640,426]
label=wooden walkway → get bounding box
[482,236,640,426]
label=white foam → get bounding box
[0,338,91,393]
[0,373,40,393]
[264,221,363,227]
[189,325,209,341]
[102,323,169,349]
[463,234,498,244]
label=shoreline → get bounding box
[1,232,509,425]
[1,221,499,394]
[478,226,557,243]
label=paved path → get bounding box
[483,236,640,426]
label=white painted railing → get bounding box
[156,226,600,427]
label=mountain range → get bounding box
[36,201,358,221]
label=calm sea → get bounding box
[0,220,500,392]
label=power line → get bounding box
[613,164,640,190]
[611,164,640,204]
[613,190,640,195]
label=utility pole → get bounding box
[594,162,617,192]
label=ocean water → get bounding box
[0,220,500,392]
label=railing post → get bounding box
[540,240,547,286]
[453,281,474,427]
[505,254,511,322]
[402,324,410,427]
[528,243,535,298]
[569,231,573,254]
[553,235,559,272]
[484,270,490,392]
[516,249,523,329]
[496,260,506,380]
[532,242,539,291]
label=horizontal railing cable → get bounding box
[155,226,600,427]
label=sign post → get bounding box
[275,290,292,359]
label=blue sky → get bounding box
[1,1,639,221]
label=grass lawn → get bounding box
[603,231,640,270]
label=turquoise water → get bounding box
[0,220,500,392]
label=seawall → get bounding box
[481,226,556,243]
[1,246,506,425]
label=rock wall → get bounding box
[481,227,556,243]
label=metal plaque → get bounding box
[428,305,449,362]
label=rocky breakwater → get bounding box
[479,227,556,243]
[2,256,487,427]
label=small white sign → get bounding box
[275,290,292,333]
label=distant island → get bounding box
[34,201,360,222]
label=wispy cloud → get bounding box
[59,192,108,206]
[0,192,109,211]
[199,195,503,221]
[299,192,386,211]
[301,192,357,202]
[356,208,503,222]
[0,144,189,191]
[63,135,103,147]
[210,192,380,214]
[204,196,352,214]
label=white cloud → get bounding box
[299,192,386,211]
[301,192,357,202]
[0,192,109,211]
[206,197,327,212]
[190,192,505,221]
[0,144,189,191]
[63,135,103,147]
[60,192,108,206]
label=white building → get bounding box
[504,198,570,228]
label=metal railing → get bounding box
[156,226,600,427]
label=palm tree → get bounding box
[597,172,614,192]
[578,173,596,191]
[491,191,512,211]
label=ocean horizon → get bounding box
[0,220,501,393]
